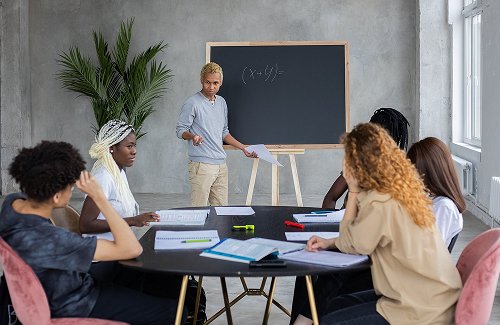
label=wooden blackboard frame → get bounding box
[207,41,350,149]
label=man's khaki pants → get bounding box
[188,161,228,207]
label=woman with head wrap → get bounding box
[80,119,159,240]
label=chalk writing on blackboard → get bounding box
[241,64,284,84]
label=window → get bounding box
[463,1,481,146]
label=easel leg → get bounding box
[289,154,303,207]
[246,158,259,205]
[272,153,279,206]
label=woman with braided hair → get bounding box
[322,108,410,210]
[80,119,160,240]
[79,120,187,321]
[295,123,461,325]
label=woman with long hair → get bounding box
[408,137,465,246]
[302,123,461,325]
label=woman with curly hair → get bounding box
[302,123,462,325]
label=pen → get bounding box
[285,221,305,229]
[311,211,334,214]
[181,239,212,243]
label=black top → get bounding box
[121,206,370,277]
[0,193,99,318]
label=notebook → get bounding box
[153,209,210,225]
[293,210,345,223]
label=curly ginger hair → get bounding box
[341,123,435,228]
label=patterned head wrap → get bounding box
[89,119,139,218]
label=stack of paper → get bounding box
[214,207,255,216]
[153,209,210,225]
[293,210,345,223]
[154,230,219,250]
[280,250,369,267]
[285,232,340,242]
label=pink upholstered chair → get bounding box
[0,236,128,325]
[455,228,500,325]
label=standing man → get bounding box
[176,62,257,207]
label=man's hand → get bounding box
[75,171,105,201]
[243,148,258,158]
[128,212,160,227]
[305,236,336,252]
[192,135,203,146]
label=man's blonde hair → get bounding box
[200,62,223,82]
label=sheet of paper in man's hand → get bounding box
[245,144,283,167]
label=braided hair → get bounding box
[370,108,410,151]
[89,119,139,218]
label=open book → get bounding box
[200,238,305,264]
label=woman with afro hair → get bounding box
[0,141,186,324]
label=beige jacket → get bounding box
[335,190,462,325]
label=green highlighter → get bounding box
[232,225,255,231]
[181,239,212,243]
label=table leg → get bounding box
[305,275,319,325]
[193,276,203,325]
[175,275,189,325]
[220,277,234,325]
[246,158,259,205]
[262,277,277,325]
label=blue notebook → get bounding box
[199,238,279,264]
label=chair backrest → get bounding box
[50,205,82,236]
[448,232,459,253]
[455,228,500,325]
[0,236,52,325]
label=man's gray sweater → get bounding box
[176,92,230,165]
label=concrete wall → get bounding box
[416,0,452,142]
[2,0,421,198]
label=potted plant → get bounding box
[56,17,172,139]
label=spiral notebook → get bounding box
[154,230,220,250]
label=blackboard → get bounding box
[207,41,350,149]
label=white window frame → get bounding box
[463,1,482,147]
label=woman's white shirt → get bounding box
[433,196,463,247]
[83,166,132,241]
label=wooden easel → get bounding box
[246,149,305,206]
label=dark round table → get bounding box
[120,206,371,325]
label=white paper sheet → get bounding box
[285,232,340,241]
[245,144,283,167]
[154,230,220,250]
[246,238,305,254]
[214,206,255,216]
[280,250,369,267]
